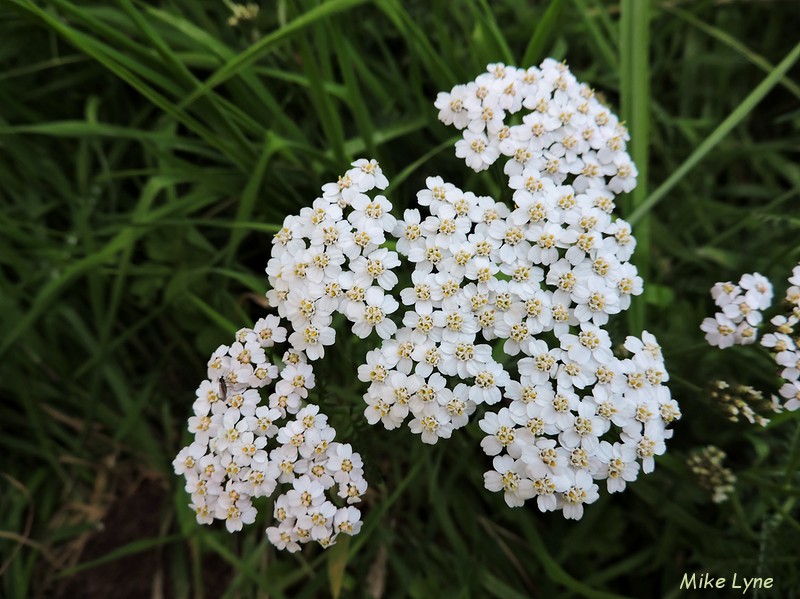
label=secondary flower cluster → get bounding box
[359,60,679,518]
[266,159,398,359]
[437,58,637,195]
[701,264,800,414]
[701,273,773,348]
[173,317,367,551]
[764,264,800,411]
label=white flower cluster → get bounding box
[180,59,680,533]
[701,273,773,348]
[787,264,800,310]
[437,58,637,195]
[762,264,800,411]
[359,60,679,519]
[173,317,367,551]
[266,159,399,358]
[701,264,800,414]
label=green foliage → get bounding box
[1,0,799,597]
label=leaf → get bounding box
[327,534,351,599]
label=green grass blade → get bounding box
[569,0,616,70]
[629,41,800,225]
[668,6,800,101]
[620,0,651,334]
[181,0,371,108]
[55,535,183,578]
[9,0,252,169]
[514,518,636,599]
[474,0,514,65]
[223,133,286,266]
[521,0,565,66]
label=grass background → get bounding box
[1,0,799,597]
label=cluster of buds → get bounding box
[708,381,778,426]
[227,3,259,27]
[687,446,736,504]
[174,318,367,551]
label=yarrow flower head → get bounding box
[266,159,397,359]
[179,59,680,546]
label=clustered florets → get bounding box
[701,273,773,348]
[438,59,638,194]
[360,59,678,518]
[178,59,680,548]
[764,264,800,411]
[266,158,397,355]
[173,317,367,551]
[701,264,800,414]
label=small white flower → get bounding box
[455,130,500,171]
[173,442,206,476]
[468,361,510,405]
[350,158,389,191]
[253,315,287,347]
[357,349,391,385]
[701,314,737,349]
[348,287,399,339]
[326,443,364,484]
[408,407,452,444]
[351,247,400,290]
[779,380,800,411]
[267,522,301,552]
[484,455,535,507]
[558,402,605,453]
[739,273,773,310]
[776,349,800,382]
[435,84,480,129]
[710,281,741,306]
[349,194,396,236]
[559,469,599,520]
[479,409,521,456]
[394,208,425,256]
[334,506,363,536]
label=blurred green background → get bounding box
[1,0,799,597]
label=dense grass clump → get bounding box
[1,1,799,597]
